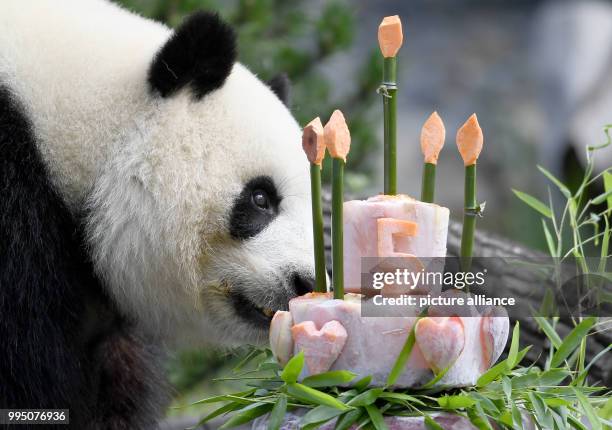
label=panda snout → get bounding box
[290,272,315,297]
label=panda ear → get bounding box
[267,73,291,106]
[148,12,236,99]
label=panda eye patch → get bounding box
[229,176,281,240]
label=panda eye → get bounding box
[251,190,270,210]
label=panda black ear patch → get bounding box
[267,73,291,106]
[148,12,236,99]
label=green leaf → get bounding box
[219,403,273,429]
[501,377,512,403]
[347,388,383,407]
[528,392,554,430]
[191,389,256,405]
[506,322,521,370]
[541,220,559,258]
[511,405,524,430]
[418,364,452,389]
[302,370,357,388]
[365,405,388,430]
[378,392,426,406]
[437,395,476,409]
[550,317,596,367]
[534,317,563,348]
[574,388,602,430]
[599,397,612,420]
[592,189,612,206]
[477,346,531,386]
[194,402,244,427]
[334,408,363,430]
[300,405,345,428]
[538,368,571,386]
[353,376,372,392]
[538,165,572,198]
[267,395,287,430]
[510,372,540,389]
[424,415,444,430]
[604,171,612,210]
[513,189,552,218]
[568,413,589,430]
[280,351,304,384]
[386,317,420,387]
[467,404,494,430]
[285,383,349,410]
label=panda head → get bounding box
[87,12,315,346]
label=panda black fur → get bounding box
[0,0,314,428]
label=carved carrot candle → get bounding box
[378,15,403,195]
[456,114,484,271]
[324,110,351,299]
[420,111,446,203]
[302,118,327,293]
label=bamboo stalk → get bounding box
[310,164,327,292]
[331,158,344,299]
[419,112,446,203]
[324,110,351,300]
[421,163,436,203]
[302,118,327,293]
[456,114,484,271]
[378,16,403,195]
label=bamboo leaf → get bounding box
[506,322,521,370]
[534,317,562,349]
[267,395,287,430]
[538,368,571,386]
[574,388,602,430]
[528,392,554,429]
[550,317,596,367]
[302,370,357,388]
[513,189,552,218]
[437,395,476,409]
[353,376,372,392]
[365,405,388,430]
[285,383,350,410]
[347,388,383,407]
[193,402,244,427]
[334,408,363,430]
[511,405,524,430]
[386,317,420,387]
[300,405,345,428]
[542,219,559,257]
[604,171,612,210]
[378,392,426,406]
[467,404,494,430]
[592,189,612,206]
[538,165,572,198]
[477,346,531,386]
[424,415,444,430]
[568,413,589,430]
[191,389,257,405]
[219,403,272,429]
[281,351,304,384]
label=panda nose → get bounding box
[291,273,315,296]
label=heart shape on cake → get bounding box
[415,316,465,373]
[480,307,510,371]
[291,320,348,375]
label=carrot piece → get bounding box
[302,117,326,166]
[456,113,483,166]
[378,15,403,58]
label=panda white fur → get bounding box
[0,0,315,427]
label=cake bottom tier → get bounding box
[270,292,509,388]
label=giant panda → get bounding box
[0,0,315,428]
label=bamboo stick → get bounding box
[378,15,403,195]
[419,111,446,203]
[456,114,484,271]
[302,118,327,293]
[324,110,351,299]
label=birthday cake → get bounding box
[269,14,509,391]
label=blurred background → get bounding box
[115,0,612,423]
